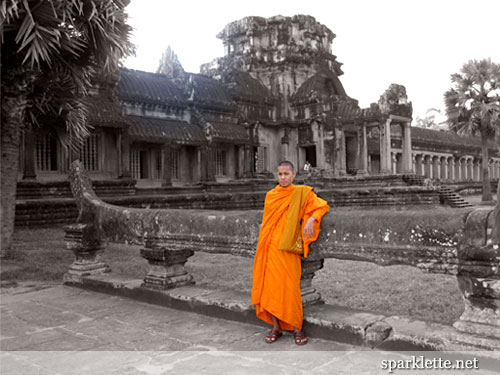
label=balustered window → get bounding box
[215,149,227,176]
[130,149,141,180]
[79,134,99,171]
[36,132,58,171]
[255,146,268,173]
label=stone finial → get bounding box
[156,46,185,80]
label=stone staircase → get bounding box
[438,186,473,208]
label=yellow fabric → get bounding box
[278,185,313,253]
[251,184,329,330]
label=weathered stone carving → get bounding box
[378,84,413,118]
[65,160,499,348]
[140,236,194,289]
[454,208,500,346]
[63,223,110,283]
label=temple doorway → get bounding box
[304,146,317,167]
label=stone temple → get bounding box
[16,15,499,224]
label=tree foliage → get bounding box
[444,58,500,201]
[1,0,133,144]
[0,0,132,256]
[444,59,500,138]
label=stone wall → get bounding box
[63,160,500,349]
[15,173,443,227]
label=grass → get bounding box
[2,226,463,325]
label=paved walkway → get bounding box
[1,283,498,374]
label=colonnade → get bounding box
[391,151,500,181]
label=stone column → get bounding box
[200,145,216,182]
[335,128,347,176]
[464,158,470,180]
[424,155,431,178]
[476,159,482,181]
[415,154,424,176]
[433,156,441,180]
[301,258,324,306]
[440,157,448,181]
[457,158,463,181]
[120,129,131,178]
[243,145,252,178]
[412,154,416,175]
[449,157,456,181]
[391,152,398,174]
[22,130,37,180]
[357,123,368,175]
[140,236,195,290]
[161,144,172,187]
[63,223,110,283]
[379,119,392,174]
[401,122,413,173]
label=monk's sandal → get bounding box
[294,330,308,345]
[265,330,282,344]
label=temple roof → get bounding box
[126,115,248,144]
[209,120,248,143]
[410,127,488,149]
[292,70,347,105]
[223,71,274,105]
[187,74,235,110]
[127,115,204,144]
[335,100,381,122]
[118,68,185,106]
[86,94,125,128]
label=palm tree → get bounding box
[1,0,132,257]
[444,59,500,202]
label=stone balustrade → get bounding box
[395,151,500,182]
[64,161,500,349]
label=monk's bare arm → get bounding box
[303,216,317,239]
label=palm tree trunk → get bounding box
[480,132,493,202]
[1,100,23,257]
[494,179,500,243]
[1,69,31,258]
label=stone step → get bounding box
[438,187,473,208]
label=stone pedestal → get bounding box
[63,223,110,283]
[140,238,194,290]
[453,209,500,345]
[301,258,324,306]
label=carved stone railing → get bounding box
[64,161,499,347]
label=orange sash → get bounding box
[278,185,313,254]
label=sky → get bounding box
[123,0,500,121]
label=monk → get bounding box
[251,160,329,345]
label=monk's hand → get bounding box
[303,217,316,239]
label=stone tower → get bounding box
[201,15,348,119]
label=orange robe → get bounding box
[251,184,329,330]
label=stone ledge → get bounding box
[64,274,500,352]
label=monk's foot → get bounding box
[294,330,308,345]
[265,329,282,344]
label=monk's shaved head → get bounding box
[277,160,295,172]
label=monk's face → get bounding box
[277,165,296,187]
